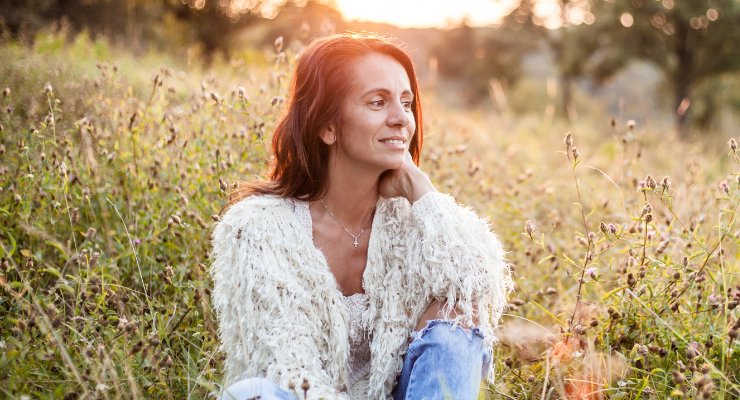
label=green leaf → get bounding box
[44,267,62,279]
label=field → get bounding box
[0,31,738,399]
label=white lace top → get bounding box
[290,199,373,394]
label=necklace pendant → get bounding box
[353,237,359,248]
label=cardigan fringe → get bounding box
[210,192,512,399]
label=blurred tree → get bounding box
[431,20,536,106]
[502,0,600,119]
[0,0,296,60]
[584,0,740,134]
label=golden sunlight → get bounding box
[334,0,519,28]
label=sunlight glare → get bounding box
[334,0,518,28]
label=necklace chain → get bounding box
[319,199,374,248]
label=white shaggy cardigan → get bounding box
[210,192,512,399]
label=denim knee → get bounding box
[392,319,491,400]
[219,377,295,400]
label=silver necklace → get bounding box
[319,199,374,248]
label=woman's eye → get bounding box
[369,100,385,107]
[402,100,412,110]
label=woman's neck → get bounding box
[317,163,380,228]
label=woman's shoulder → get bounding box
[214,194,294,235]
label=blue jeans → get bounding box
[219,320,492,400]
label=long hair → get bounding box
[222,33,424,212]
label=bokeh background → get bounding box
[0,1,738,399]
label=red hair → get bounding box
[223,33,424,211]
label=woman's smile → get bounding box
[326,52,416,172]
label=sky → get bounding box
[333,0,521,28]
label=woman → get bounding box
[211,33,512,400]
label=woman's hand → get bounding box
[378,151,436,203]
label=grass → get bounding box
[0,31,738,399]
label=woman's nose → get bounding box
[387,102,411,127]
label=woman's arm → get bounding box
[405,192,513,328]
[211,200,350,400]
[380,153,513,329]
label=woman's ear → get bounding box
[319,124,337,145]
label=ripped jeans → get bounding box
[218,319,492,400]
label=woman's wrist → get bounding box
[403,169,436,204]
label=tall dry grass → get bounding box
[0,31,737,399]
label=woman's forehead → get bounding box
[346,53,412,94]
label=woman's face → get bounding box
[327,52,416,173]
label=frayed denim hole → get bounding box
[412,319,487,342]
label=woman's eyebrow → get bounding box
[361,88,414,99]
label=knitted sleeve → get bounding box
[210,200,350,400]
[405,192,513,344]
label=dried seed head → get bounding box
[524,220,536,238]
[729,137,738,152]
[218,178,228,192]
[610,118,616,128]
[2,87,9,97]
[660,176,671,190]
[237,86,246,99]
[44,82,53,94]
[645,174,657,190]
[608,223,617,235]
[274,36,284,53]
[85,227,96,239]
[719,181,729,194]
[641,203,652,216]
[564,132,573,148]
[571,146,579,160]
[626,119,636,131]
[672,369,686,384]
[301,378,310,393]
[644,213,653,223]
[600,222,608,234]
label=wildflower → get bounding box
[641,203,652,216]
[671,369,686,384]
[660,176,671,191]
[626,119,636,131]
[729,137,738,152]
[524,220,536,238]
[237,86,247,99]
[719,181,729,194]
[2,87,9,97]
[564,132,573,148]
[645,174,657,190]
[608,223,617,235]
[44,82,53,94]
[571,146,579,161]
[302,378,310,395]
[274,36,284,53]
[585,267,597,279]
